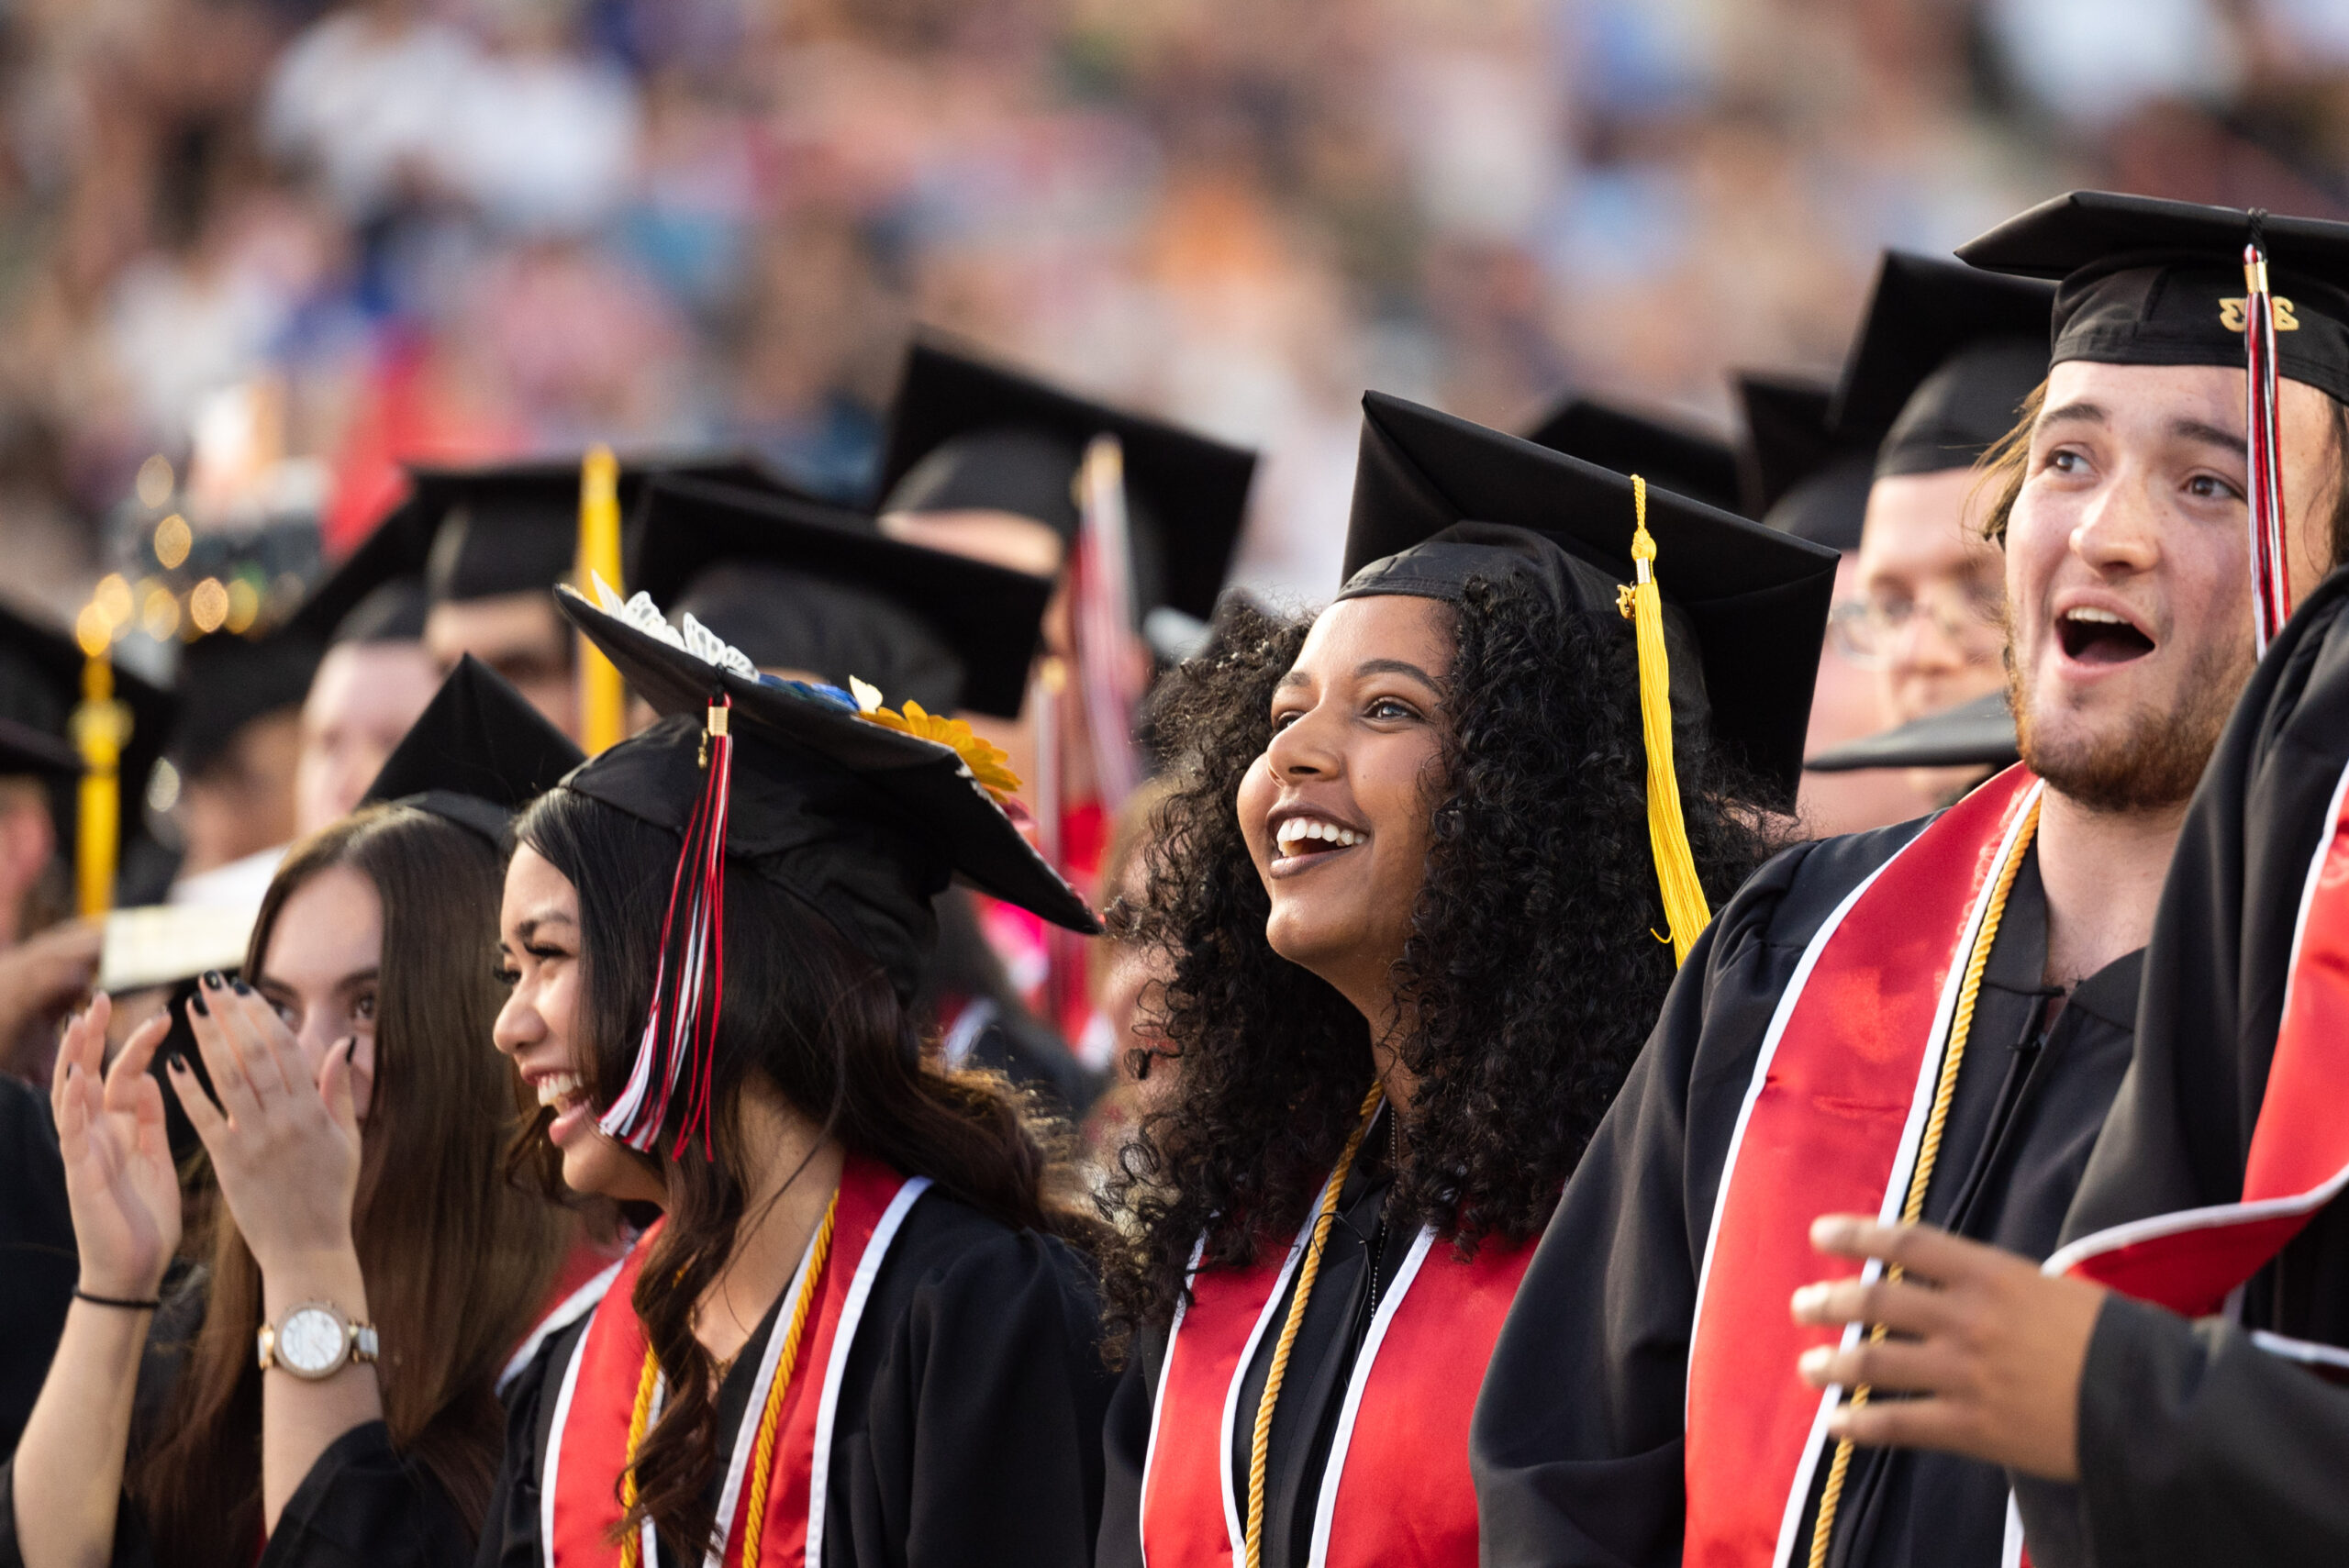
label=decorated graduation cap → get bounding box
[1523,395,1748,517]
[874,334,1257,623]
[629,475,1052,719]
[551,580,1098,1153]
[1805,690,2019,773]
[360,655,584,841]
[169,628,323,781]
[1831,250,2054,479]
[1735,372,1875,553]
[1961,190,2349,651]
[1336,392,1838,961]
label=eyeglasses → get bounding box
[1828,587,2006,670]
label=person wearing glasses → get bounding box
[1826,252,2055,806]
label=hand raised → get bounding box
[166,973,362,1276]
[50,995,180,1299]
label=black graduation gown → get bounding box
[477,1187,1113,1568]
[0,1073,74,1461]
[0,1278,476,1568]
[2009,565,2349,1568]
[1098,1118,1419,1568]
[1470,822,2141,1568]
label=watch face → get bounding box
[277,1307,346,1375]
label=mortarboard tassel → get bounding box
[597,692,734,1157]
[2243,220,2293,655]
[577,446,629,751]
[1617,475,1710,966]
[71,606,127,917]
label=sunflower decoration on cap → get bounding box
[846,677,1023,804]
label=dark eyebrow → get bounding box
[512,911,577,944]
[2170,417,2246,455]
[2035,400,2106,431]
[1275,669,1311,692]
[1356,658,1441,689]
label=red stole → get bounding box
[1137,1209,1535,1568]
[1682,766,2043,1568]
[2047,754,2349,1326]
[541,1156,930,1568]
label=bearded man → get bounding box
[1469,191,2349,1568]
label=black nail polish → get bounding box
[188,991,207,1017]
[230,978,251,995]
[166,1051,184,1072]
[202,971,224,989]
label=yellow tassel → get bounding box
[71,609,125,918]
[1616,475,1710,966]
[577,446,627,752]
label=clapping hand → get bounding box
[166,973,362,1275]
[50,994,180,1300]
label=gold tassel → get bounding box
[576,445,627,752]
[1616,475,1710,965]
[71,609,127,917]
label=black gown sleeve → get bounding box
[1471,828,1919,1568]
[0,1073,75,1462]
[824,1209,1115,1568]
[473,1318,587,1568]
[2012,1294,2349,1568]
[1094,1327,1165,1568]
[258,1421,476,1568]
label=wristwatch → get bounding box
[257,1301,379,1381]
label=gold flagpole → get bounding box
[577,446,627,751]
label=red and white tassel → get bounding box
[1073,433,1145,813]
[597,694,735,1157]
[2243,230,2294,654]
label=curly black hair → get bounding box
[1098,576,1776,1345]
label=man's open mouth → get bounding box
[2056,606,2155,666]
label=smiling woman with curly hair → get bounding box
[1094,394,1839,1568]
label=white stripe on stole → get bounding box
[1218,1203,1327,1560]
[504,1259,626,1398]
[539,1306,595,1568]
[1765,783,2043,1568]
[805,1175,931,1568]
[1135,1235,1208,1568]
[1303,1227,1434,1568]
[701,1218,832,1568]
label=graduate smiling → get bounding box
[1470,192,2349,1568]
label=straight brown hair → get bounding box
[133,805,572,1566]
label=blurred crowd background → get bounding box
[5,0,2349,628]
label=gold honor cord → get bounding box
[618,1188,841,1568]
[1805,795,2043,1568]
[1616,475,1711,965]
[1244,1083,1387,1568]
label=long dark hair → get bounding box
[1098,584,1775,1346]
[136,806,572,1566]
[513,787,1093,1558]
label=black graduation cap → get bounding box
[409,451,810,605]
[1831,251,2054,477]
[1804,691,2019,773]
[1958,191,2349,403]
[1734,372,1874,553]
[360,655,584,841]
[552,585,1097,999]
[628,475,1052,720]
[0,599,173,866]
[169,628,323,780]
[1337,392,1840,803]
[285,498,440,645]
[1522,395,1747,517]
[872,333,1258,622]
